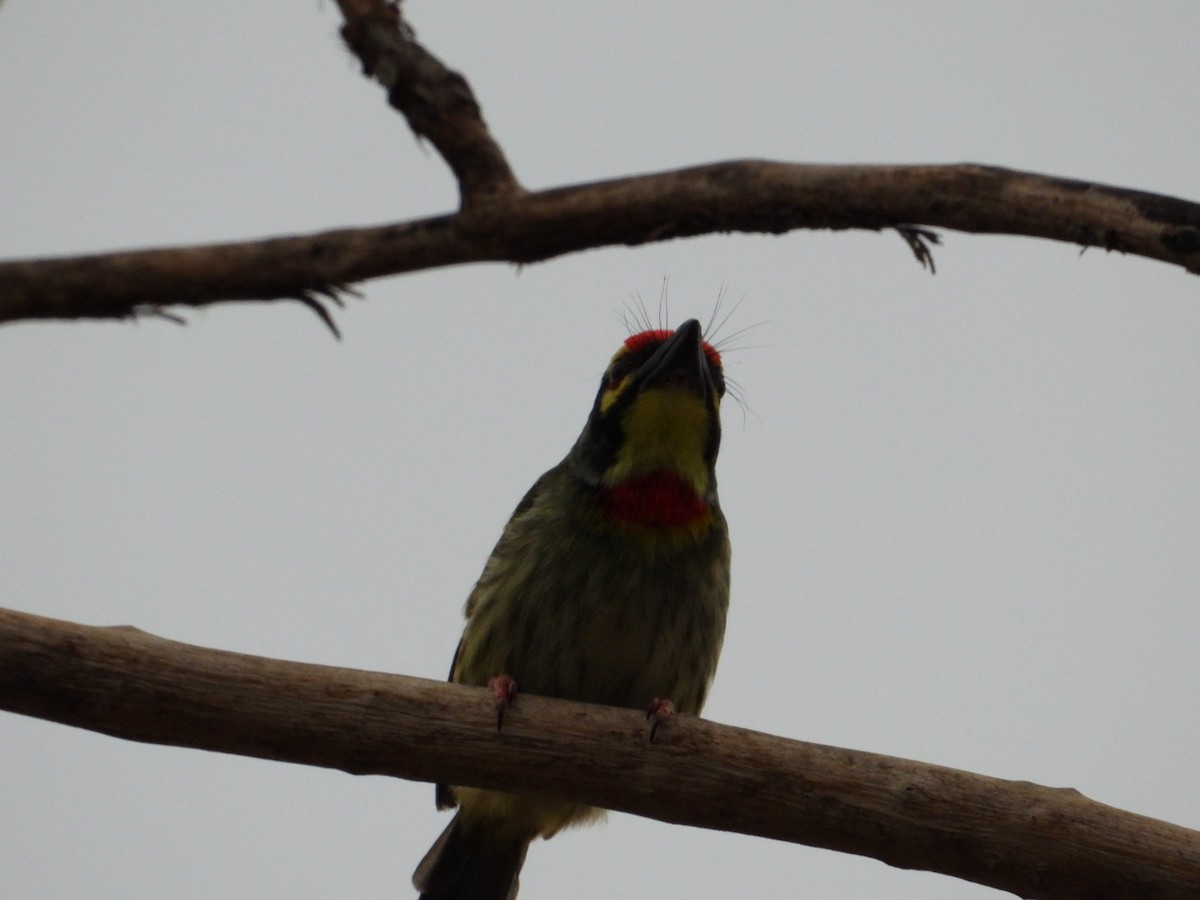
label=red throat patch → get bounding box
[600,472,712,529]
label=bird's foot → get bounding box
[488,674,519,731]
[646,697,676,742]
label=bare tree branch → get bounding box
[335,0,522,208]
[2,605,1197,899]
[1,0,1196,331]
[2,161,1197,329]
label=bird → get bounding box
[413,318,731,900]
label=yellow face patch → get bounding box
[604,387,714,492]
[598,376,628,414]
[598,347,633,414]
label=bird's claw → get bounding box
[489,674,519,731]
[646,698,676,742]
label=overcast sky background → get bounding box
[3,2,1199,898]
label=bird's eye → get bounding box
[607,360,634,388]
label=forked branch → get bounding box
[2,161,1198,329]
[336,0,521,207]
[0,0,1196,331]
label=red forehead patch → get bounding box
[623,329,722,368]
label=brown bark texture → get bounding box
[2,606,1198,900]
[0,0,1197,332]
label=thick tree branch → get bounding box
[2,606,1197,899]
[2,161,1198,329]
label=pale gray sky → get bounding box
[2,2,1199,898]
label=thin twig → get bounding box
[896,225,941,273]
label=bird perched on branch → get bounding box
[413,318,732,900]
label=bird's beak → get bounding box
[634,319,712,401]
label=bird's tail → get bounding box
[413,811,533,900]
